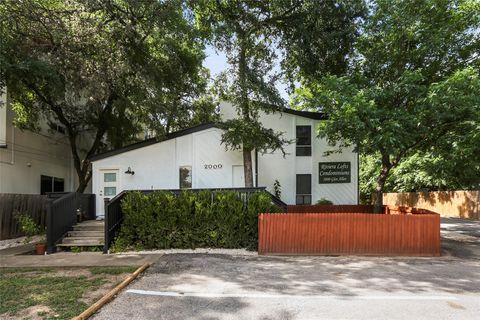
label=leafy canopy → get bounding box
[293,0,480,206]
[1,0,211,191]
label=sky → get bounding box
[202,46,291,101]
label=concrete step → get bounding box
[57,243,104,247]
[72,224,104,231]
[67,230,104,238]
[77,220,104,226]
[61,237,104,246]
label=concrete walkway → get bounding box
[1,217,477,268]
[0,252,162,267]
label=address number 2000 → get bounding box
[204,164,223,169]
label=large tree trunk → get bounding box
[373,171,388,213]
[237,30,253,188]
[373,156,393,213]
[243,149,254,187]
[76,167,91,193]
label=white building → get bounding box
[0,90,82,194]
[91,102,358,214]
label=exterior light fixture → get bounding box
[125,167,135,175]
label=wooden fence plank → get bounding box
[0,194,48,240]
[258,211,441,256]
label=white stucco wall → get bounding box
[92,102,358,213]
[92,128,255,214]
[247,104,358,205]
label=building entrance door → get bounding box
[232,165,245,187]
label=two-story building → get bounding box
[0,90,82,194]
[90,102,359,215]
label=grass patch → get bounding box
[90,266,137,275]
[0,267,55,275]
[0,267,134,319]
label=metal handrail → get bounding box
[46,192,96,254]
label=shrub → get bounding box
[316,198,334,205]
[113,190,280,251]
[15,213,41,244]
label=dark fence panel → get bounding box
[46,192,96,253]
[0,194,48,240]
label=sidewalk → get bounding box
[0,251,162,267]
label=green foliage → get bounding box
[0,0,210,191]
[360,150,480,203]
[294,0,480,208]
[193,1,365,186]
[193,1,290,186]
[273,180,282,199]
[15,213,41,244]
[70,246,81,254]
[112,190,280,251]
[316,198,333,205]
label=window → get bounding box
[179,166,192,189]
[296,174,312,205]
[296,126,311,156]
[40,175,64,195]
[104,172,117,182]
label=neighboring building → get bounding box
[0,90,84,194]
[90,102,358,215]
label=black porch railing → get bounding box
[46,192,95,254]
[103,187,287,253]
[103,191,128,254]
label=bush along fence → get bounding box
[106,189,282,252]
[0,194,48,240]
[258,206,441,256]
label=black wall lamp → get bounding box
[125,167,135,175]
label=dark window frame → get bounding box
[179,166,192,189]
[296,125,312,156]
[40,175,64,195]
[296,174,312,205]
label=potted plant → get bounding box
[35,231,47,255]
[16,213,46,255]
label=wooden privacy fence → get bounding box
[383,190,479,219]
[0,194,48,240]
[258,211,441,256]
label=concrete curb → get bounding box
[72,263,151,320]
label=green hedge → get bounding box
[111,190,280,251]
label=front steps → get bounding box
[57,220,104,249]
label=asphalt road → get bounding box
[92,218,480,320]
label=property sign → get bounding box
[319,162,351,184]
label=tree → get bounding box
[193,0,289,187]
[1,0,209,192]
[294,0,480,211]
[193,0,364,187]
[360,120,480,202]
